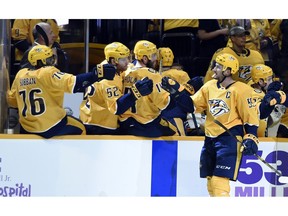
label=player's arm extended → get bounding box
[115,77,153,115]
[73,64,116,93]
[161,76,195,113]
[259,90,287,119]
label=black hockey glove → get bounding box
[131,77,153,99]
[267,81,283,92]
[161,76,184,98]
[187,76,204,93]
[95,63,117,81]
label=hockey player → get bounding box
[7,45,116,138]
[119,40,181,137]
[204,26,264,84]
[161,53,259,196]
[157,47,203,135]
[79,42,153,135]
[249,64,286,136]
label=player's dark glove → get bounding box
[187,76,204,93]
[241,134,259,155]
[267,81,283,92]
[131,77,153,99]
[95,63,116,81]
[263,90,286,106]
[161,76,184,98]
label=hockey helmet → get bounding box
[28,45,54,66]
[134,40,157,61]
[215,53,239,74]
[251,64,273,83]
[104,42,130,63]
[158,47,174,67]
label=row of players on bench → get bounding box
[7,37,288,138]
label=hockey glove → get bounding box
[241,134,259,155]
[267,81,283,92]
[95,63,116,81]
[263,90,286,106]
[131,77,153,99]
[187,76,204,93]
[161,76,184,98]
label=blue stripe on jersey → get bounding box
[151,140,178,196]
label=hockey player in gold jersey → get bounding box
[7,45,116,138]
[79,42,153,135]
[119,40,179,137]
[251,65,288,138]
[249,64,286,137]
[162,53,259,196]
[157,47,203,135]
[204,26,264,84]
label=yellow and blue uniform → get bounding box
[181,79,259,180]
[7,66,99,138]
[119,66,178,137]
[247,80,268,137]
[160,68,192,135]
[79,70,125,135]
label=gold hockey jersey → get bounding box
[192,79,259,137]
[120,67,170,124]
[7,66,75,132]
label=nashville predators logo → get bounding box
[238,65,252,81]
[208,99,230,117]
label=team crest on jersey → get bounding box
[208,99,230,117]
[238,65,252,81]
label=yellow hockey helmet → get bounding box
[134,40,157,61]
[251,64,273,83]
[158,47,174,66]
[104,42,130,63]
[28,45,54,66]
[215,53,239,74]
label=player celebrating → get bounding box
[80,42,153,135]
[161,53,259,196]
[249,64,286,136]
[119,40,180,137]
[7,44,116,138]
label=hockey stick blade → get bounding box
[213,119,285,178]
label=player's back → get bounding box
[8,66,74,132]
[161,68,190,85]
[80,74,123,129]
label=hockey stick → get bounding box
[214,119,288,184]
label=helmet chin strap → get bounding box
[219,71,227,83]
